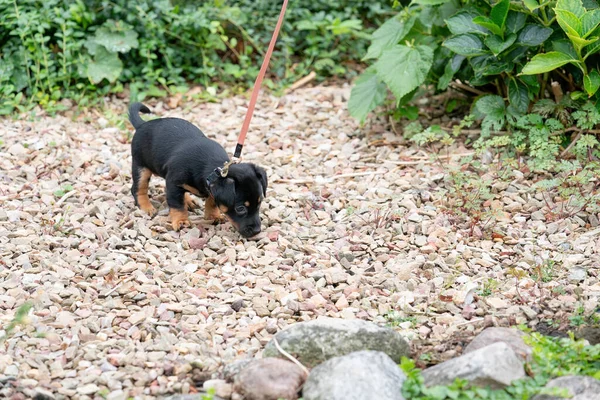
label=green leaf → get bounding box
[446,12,489,35]
[556,0,586,19]
[86,47,123,84]
[566,33,598,48]
[585,40,600,58]
[473,16,504,36]
[484,33,516,55]
[348,67,388,123]
[517,24,554,46]
[93,24,139,53]
[581,9,600,37]
[524,0,543,11]
[555,9,583,37]
[328,19,363,35]
[490,0,510,29]
[521,51,579,74]
[552,39,579,58]
[474,94,506,119]
[374,44,433,101]
[364,15,416,60]
[396,105,420,120]
[296,20,318,30]
[583,69,600,96]
[508,78,530,113]
[443,34,487,56]
[437,54,465,90]
[506,11,527,34]
[411,0,451,4]
[521,74,541,97]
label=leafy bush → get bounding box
[349,0,600,162]
[0,0,391,113]
[400,331,600,399]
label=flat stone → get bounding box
[302,351,406,400]
[262,318,410,368]
[464,327,532,360]
[568,267,587,282]
[422,342,525,389]
[532,376,600,400]
[77,383,100,395]
[233,358,305,400]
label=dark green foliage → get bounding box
[0,0,392,113]
[349,0,600,161]
[400,332,600,399]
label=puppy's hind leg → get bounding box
[132,164,156,216]
[166,180,190,231]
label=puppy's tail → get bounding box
[128,102,151,129]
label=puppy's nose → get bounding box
[242,225,261,238]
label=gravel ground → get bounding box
[1,84,599,399]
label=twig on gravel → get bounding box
[273,178,315,184]
[385,151,475,165]
[274,171,389,184]
[102,276,135,297]
[285,71,317,94]
[560,131,582,157]
[55,190,78,206]
[330,171,388,180]
[272,337,310,376]
[452,318,485,328]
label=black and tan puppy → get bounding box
[128,103,267,238]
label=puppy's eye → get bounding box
[235,205,247,216]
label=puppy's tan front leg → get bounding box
[204,196,226,223]
[184,192,200,211]
[169,208,190,231]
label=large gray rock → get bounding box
[423,342,525,389]
[464,327,532,360]
[262,318,410,367]
[233,358,306,400]
[302,351,406,400]
[532,376,600,400]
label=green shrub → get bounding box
[0,0,392,113]
[349,0,600,162]
[400,331,600,399]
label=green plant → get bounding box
[400,332,600,399]
[385,311,418,327]
[478,278,499,296]
[521,0,600,99]
[53,183,74,198]
[350,0,600,162]
[202,387,216,400]
[533,160,600,219]
[0,0,392,113]
[569,305,588,326]
[0,302,33,343]
[443,163,498,236]
[532,259,557,283]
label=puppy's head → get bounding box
[209,163,267,238]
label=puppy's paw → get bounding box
[184,193,200,211]
[140,204,157,216]
[210,215,227,225]
[169,209,190,231]
[204,209,226,223]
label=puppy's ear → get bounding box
[210,177,236,208]
[253,165,268,197]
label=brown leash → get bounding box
[213,0,288,181]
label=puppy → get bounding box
[128,103,267,238]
